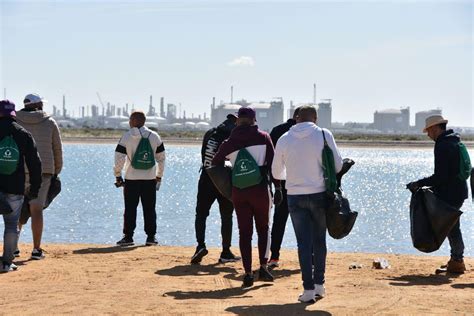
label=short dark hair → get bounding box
[130,111,146,126]
[297,105,317,122]
[292,106,302,120]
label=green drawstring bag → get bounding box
[131,130,155,170]
[321,130,337,193]
[232,148,262,189]
[457,142,471,181]
[0,135,20,175]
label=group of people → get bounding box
[0,97,470,304]
[0,94,63,272]
[190,105,469,302]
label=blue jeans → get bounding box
[1,192,23,264]
[288,192,328,290]
[448,203,464,261]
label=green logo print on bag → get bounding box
[0,136,20,175]
[458,142,471,181]
[232,148,262,189]
[131,131,155,170]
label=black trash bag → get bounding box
[409,188,462,253]
[20,176,62,225]
[326,158,358,239]
[206,165,232,202]
[326,190,358,239]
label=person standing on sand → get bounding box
[407,115,469,274]
[272,105,343,303]
[267,106,301,269]
[191,114,240,264]
[0,100,42,272]
[212,107,281,288]
[15,93,63,260]
[114,111,166,246]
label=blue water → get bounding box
[2,144,473,256]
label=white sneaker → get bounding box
[314,284,326,298]
[1,262,18,273]
[298,289,315,303]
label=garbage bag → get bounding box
[326,191,358,239]
[20,176,62,225]
[410,188,462,253]
[206,165,232,202]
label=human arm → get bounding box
[417,141,454,188]
[24,133,42,197]
[114,135,127,178]
[52,120,63,175]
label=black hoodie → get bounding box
[417,129,468,207]
[0,117,42,195]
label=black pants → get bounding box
[270,184,289,260]
[123,179,156,237]
[195,171,233,249]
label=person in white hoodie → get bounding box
[114,111,165,246]
[272,105,343,303]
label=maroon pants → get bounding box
[232,184,271,274]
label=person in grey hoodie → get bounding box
[15,93,63,260]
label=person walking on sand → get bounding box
[407,115,470,274]
[272,105,343,303]
[0,100,42,272]
[191,114,240,264]
[212,107,281,288]
[267,106,301,269]
[114,111,166,246]
[15,93,62,260]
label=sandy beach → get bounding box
[1,243,472,315]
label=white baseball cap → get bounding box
[24,93,48,106]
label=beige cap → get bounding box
[423,115,448,132]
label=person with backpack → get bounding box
[407,115,470,273]
[272,105,343,303]
[211,107,281,288]
[114,111,166,246]
[15,93,63,260]
[0,100,42,272]
[190,114,241,264]
[267,106,301,269]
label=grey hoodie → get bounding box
[15,109,63,175]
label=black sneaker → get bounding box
[218,249,241,263]
[242,273,254,288]
[116,236,134,246]
[145,236,158,246]
[31,248,45,260]
[190,246,208,264]
[258,266,274,282]
[13,249,20,258]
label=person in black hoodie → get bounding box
[407,115,468,273]
[267,106,301,268]
[0,100,41,273]
[191,114,240,264]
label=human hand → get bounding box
[406,181,420,193]
[156,177,162,191]
[26,189,38,200]
[115,176,124,188]
[273,188,283,206]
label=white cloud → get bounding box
[227,56,255,67]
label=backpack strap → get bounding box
[322,129,328,146]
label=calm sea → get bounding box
[4,144,473,256]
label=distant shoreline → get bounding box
[63,136,474,148]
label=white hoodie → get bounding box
[272,122,343,195]
[114,126,165,180]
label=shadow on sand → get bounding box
[72,245,146,255]
[451,283,474,289]
[225,303,331,315]
[386,273,461,286]
[164,283,273,300]
[156,262,239,277]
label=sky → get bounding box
[1,0,472,126]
